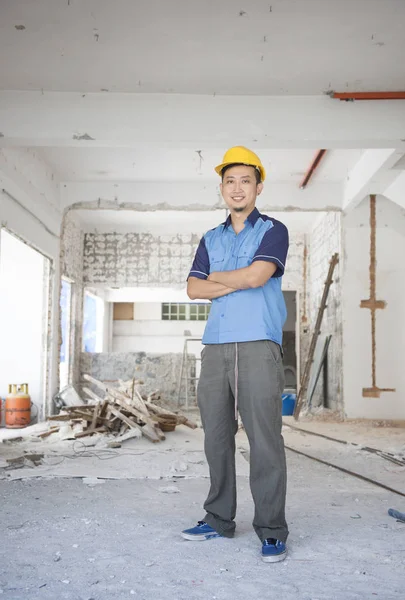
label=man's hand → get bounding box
[187,277,236,300]
[208,261,277,289]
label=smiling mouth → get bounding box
[232,196,245,201]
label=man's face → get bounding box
[220,165,263,214]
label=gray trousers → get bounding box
[197,340,288,543]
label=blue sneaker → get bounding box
[181,521,221,541]
[261,538,287,562]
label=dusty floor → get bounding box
[1,424,404,600]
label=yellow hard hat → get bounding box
[215,146,266,182]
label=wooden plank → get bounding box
[75,426,107,439]
[83,374,150,417]
[110,394,159,429]
[99,400,109,418]
[64,405,95,411]
[145,401,197,429]
[90,402,101,431]
[109,406,161,443]
[47,414,73,421]
[38,427,60,438]
[293,253,339,420]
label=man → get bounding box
[181,146,289,563]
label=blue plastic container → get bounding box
[282,393,296,416]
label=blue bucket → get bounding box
[282,393,296,416]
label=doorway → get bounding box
[282,290,298,391]
[0,228,51,422]
[59,277,73,389]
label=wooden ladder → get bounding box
[293,253,339,420]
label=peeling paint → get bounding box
[73,133,95,141]
[239,10,247,17]
[0,133,4,138]
[15,25,26,31]
[101,88,109,92]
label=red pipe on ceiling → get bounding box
[299,149,327,190]
[332,92,405,101]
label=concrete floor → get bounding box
[1,426,404,600]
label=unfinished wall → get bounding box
[309,212,342,412]
[60,211,85,389]
[342,195,405,420]
[83,233,199,287]
[83,228,308,388]
[282,232,309,385]
[80,351,191,405]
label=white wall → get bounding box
[0,230,48,419]
[0,151,62,417]
[342,195,405,420]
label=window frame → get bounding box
[161,302,210,321]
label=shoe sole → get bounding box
[261,551,287,563]
[181,532,221,541]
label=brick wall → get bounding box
[309,212,342,411]
[83,232,200,287]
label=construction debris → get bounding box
[45,375,197,444]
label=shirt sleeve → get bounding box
[188,236,210,280]
[252,220,289,278]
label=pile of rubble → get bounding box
[46,374,197,443]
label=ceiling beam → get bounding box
[342,149,404,212]
[383,172,405,209]
[61,180,343,212]
[0,92,405,150]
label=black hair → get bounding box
[221,162,261,184]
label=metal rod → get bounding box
[285,446,405,498]
[332,91,405,101]
[299,149,327,189]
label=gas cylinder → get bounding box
[5,383,31,429]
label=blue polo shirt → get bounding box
[188,208,289,346]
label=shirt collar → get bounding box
[223,207,261,229]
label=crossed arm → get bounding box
[187,261,277,300]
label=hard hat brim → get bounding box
[215,161,266,182]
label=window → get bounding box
[60,278,72,388]
[162,303,210,321]
[83,292,104,352]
